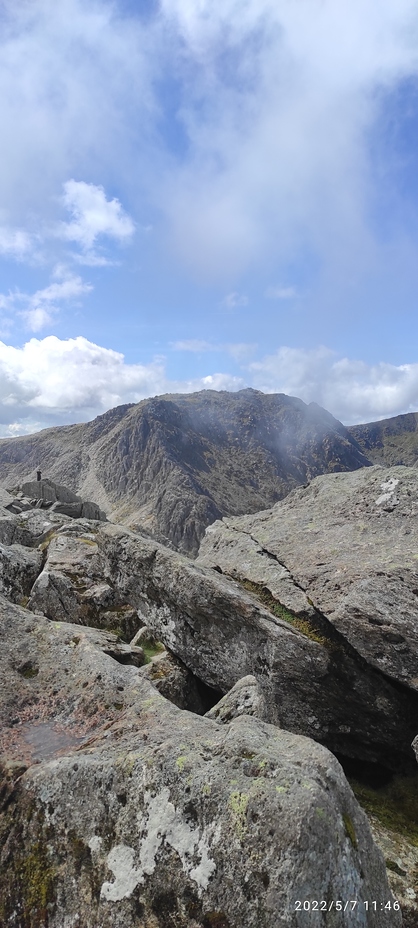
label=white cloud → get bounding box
[265,286,297,300]
[1,335,418,434]
[249,346,418,424]
[0,227,33,259]
[158,0,418,278]
[0,335,244,434]
[0,271,92,333]
[0,0,417,286]
[58,180,135,252]
[222,292,248,309]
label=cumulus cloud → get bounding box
[58,180,135,253]
[0,335,243,435]
[249,347,418,424]
[1,335,418,435]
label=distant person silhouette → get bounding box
[36,469,41,482]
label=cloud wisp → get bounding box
[0,271,92,333]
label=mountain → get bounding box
[348,411,418,466]
[0,389,370,554]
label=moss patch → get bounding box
[142,641,166,664]
[342,812,357,848]
[238,579,333,648]
[350,774,418,847]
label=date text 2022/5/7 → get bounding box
[294,900,400,913]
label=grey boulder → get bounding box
[0,597,400,928]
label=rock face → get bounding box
[0,389,370,554]
[10,502,414,770]
[0,597,400,928]
[198,464,418,732]
[348,411,418,466]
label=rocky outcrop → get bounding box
[198,465,418,728]
[348,411,418,466]
[0,488,407,770]
[0,597,400,927]
[205,675,270,724]
[0,389,371,554]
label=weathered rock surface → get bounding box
[348,411,418,467]
[0,389,371,554]
[0,543,42,604]
[10,510,415,769]
[205,675,270,724]
[0,597,400,927]
[198,465,418,701]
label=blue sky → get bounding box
[1,0,418,433]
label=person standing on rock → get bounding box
[36,468,41,481]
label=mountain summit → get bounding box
[0,389,370,554]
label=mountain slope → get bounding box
[348,412,418,466]
[0,388,370,554]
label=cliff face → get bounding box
[348,412,418,466]
[0,389,370,554]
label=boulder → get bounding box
[205,675,270,724]
[0,543,42,604]
[138,649,209,714]
[197,465,418,695]
[22,478,81,505]
[0,597,400,927]
[98,522,418,769]
[51,500,83,517]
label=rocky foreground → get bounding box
[1,470,418,924]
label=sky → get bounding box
[1,0,418,434]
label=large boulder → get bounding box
[97,523,418,769]
[0,597,400,927]
[197,465,418,696]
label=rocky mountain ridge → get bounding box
[0,389,371,555]
[348,412,418,467]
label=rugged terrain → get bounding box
[348,412,418,466]
[0,389,370,554]
[2,468,418,921]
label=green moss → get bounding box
[19,662,39,678]
[238,579,333,648]
[20,840,56,923]
[38,530,56,552]
[350,773,418,846]
[386,859,407,876]
[342,812,357,848]
[76,536,97,546]
[176,755,187,773]
[142,641,166,664]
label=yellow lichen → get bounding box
[229,791,249,839]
